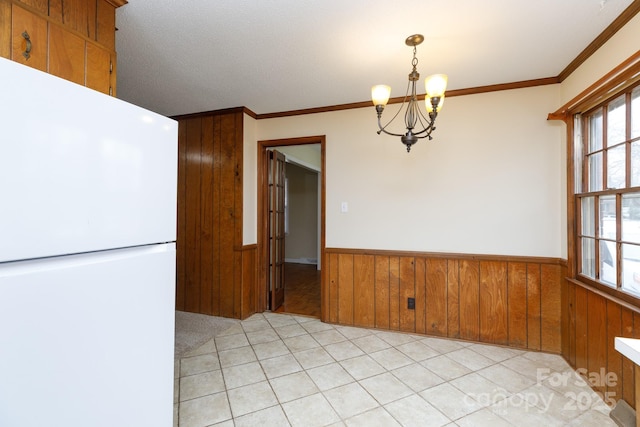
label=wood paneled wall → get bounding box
[175,109,257,320]
[7,0,121,49]
[324,248,563,354]
[562,280,639,408]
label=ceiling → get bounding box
[115,0,635,117]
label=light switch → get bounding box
[341,202,348,213]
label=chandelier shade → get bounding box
[425,74,448,98]
[371,85,391,107]
[372,34,447,152]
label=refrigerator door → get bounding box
[0,58,177,263]
[0,243,176,427]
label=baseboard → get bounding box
[610,399,635,427]
[285,257,317,265]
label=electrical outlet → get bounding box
[408,297,415,310]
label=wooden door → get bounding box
[269,150,286,311]
[11,5,47,71]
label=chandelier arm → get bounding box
[411,121,436,139]
[377,108,406,135]
[421,114,437,139]
[410,109,437,138]
[377,108,407,137]
[416,104,433,126]
[412,120,431,136]
[376,126,406,138]
[376,80,413,135]
[400,49,424,134]
[379,100,438,140]
[411,127,434,139]
[403,99,417,133]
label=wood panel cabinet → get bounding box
[10,3,46,71]
[15,0,46,14]
[1,0,125,95]
[95,0,115,49]
[48,21,84,84]
[49,0,95,38]
[86,41,112,94]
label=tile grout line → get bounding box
[176,312,614,427]
[246,319,287,425]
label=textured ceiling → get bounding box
[115,0,635,117]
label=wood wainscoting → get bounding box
[562,279,640,409]
[323,248,563,354]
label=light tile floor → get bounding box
[174,313,616,427]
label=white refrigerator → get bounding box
[0,57,178,426]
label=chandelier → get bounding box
[371,34,448,152]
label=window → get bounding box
[575,85,640,298]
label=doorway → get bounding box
[257,136,326,319]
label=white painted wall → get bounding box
[242,15,640,258]
[249,85,563,258]
[243,113,257,245]
[284,163,319,262]
[560,13,640,105]
[276,145,321,171]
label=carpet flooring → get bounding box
[174,311,239,358]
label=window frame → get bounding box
[547,50,640,307]
[572,84,640,304]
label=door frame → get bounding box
[257,135,326,319]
